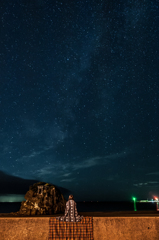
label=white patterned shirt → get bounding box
[56,200,83,222]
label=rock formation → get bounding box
[15,182,66,215]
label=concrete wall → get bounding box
[93,217,159,240]
[0,218,50,240]
[0,217,159,240]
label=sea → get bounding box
[0,201,157,213]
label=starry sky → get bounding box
[0,0,159,202]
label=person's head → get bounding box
[68,194,74,200]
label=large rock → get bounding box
[15,182,66,215]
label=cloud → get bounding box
[15,145,54,162]
[72,156,104,170]
[149,181,159,184]
[27,149,129,181]
[60,178,75,182]
[133,182,159,187]
[0,170,71,199]
[0,170,39,195]
[14,145,130,176]
[72,150,129,171]
[33,166,54,177]
[30,163,65,179]
[105,150,129,160]
[62,173,72,177]
[146,172,159,176]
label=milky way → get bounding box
[0,0,159,201]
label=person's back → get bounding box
[56,195,83,222]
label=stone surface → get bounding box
[13,182,66,216]
[0,217,50,240]
[93,217,159,240]
[1,216,159,240]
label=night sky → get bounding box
[0,0,159,202]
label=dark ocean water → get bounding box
[0,201,157,213]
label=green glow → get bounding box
[132,197,137,211]
[0,194,25,202]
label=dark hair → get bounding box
[68,194,74,200]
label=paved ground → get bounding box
[0,211,159,217]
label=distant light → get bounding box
[132,197,137,211]
[0,194,25,202]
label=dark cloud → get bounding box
[0,170,71,197]
[0,170,39,195]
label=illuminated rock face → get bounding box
[16,182,66,215]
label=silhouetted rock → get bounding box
[15,182,66,215]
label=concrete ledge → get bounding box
[93,217,159,240]
[0,215,159,240]
[0,218,50,240]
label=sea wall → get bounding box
[93,217,159,240]
[0,218,49,240]
[0,216,159,240]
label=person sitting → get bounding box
[56,194,83,222]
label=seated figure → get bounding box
[56,194,83,222]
